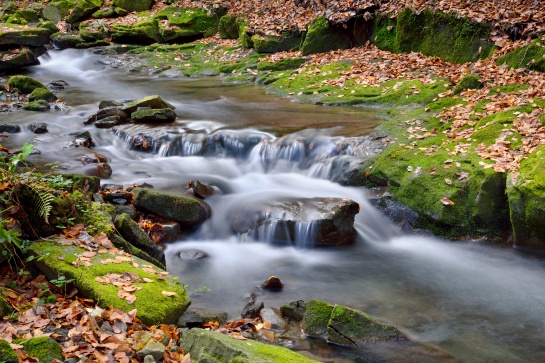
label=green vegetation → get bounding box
[7,75,47,94]
[16,336,62,363]
[497,38,545,72]
[0,339,18,363]
[301,17,350,55]
[453,74,483,95]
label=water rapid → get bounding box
[5,49,545,362]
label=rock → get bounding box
[42,3,71,24]
[122,95,175,115]
[68,131,95,148]
[0,124,20,133]
[95,116,122,128]
[181,328,318,363]
[241,298,264,319]
[131,331,152,351]
[99,99,123,109]
[231,197,360,246]
[133,187,211,228]
[131,108,177,123]
[47,80,69,91]
[30,237,190,325]
[258,276,283,291]
[114,204,137,220]
[109,233,166,270]
[280,300,306,321]
[301,17,352,55]
[156,6,220,43]
[50,33,84,49]
[302,299,405,346]
[96,106,129,121]
[143,355,156,363]
[260,307,288,332]
[137,341,165,360]
[113,0,153,12]
[111,19,161,45]
[23,100,50,112]
[18,336,63,363]
[103,189,133,204]
[177,307,228,328]
[0,24,51,47]
[179,249,207,260]
[29,123,48,134]
[66,0,103,24]
[0,339,18,363]
[252,31,303,54]
[0,293,14,319]
[83,162,112,179]
[28,88,58,103]
[218,15,239,39]
[0,46,47,71]
[187,180,214,199]
[114,213,165,264]
[8,75,47,94]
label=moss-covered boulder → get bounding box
[15,10,39,23]
[113,0,153,12]
[237,18,254,48]
[8,75,47,94]
[301,17,352,55]
[252,31,303,53]
[122,95,175,114]
[133,188,211,228]
[28,88,58,102]
[38,20,60,34]
[79,21,110,41]
[373,8,495,64]
[506,145,545,251]
[497,38,545,72]
[50,32,84,49]
[218,15,239,39]
[181,328,319,363]
[0,292,13,318]
[115,213,165,264]
[301,299,334,338]
[42,1,72,24]
[0,24,51,46]
[0,46,47,71]
[131,108,177,123]
[66,0,104,24]
[22,100,50,112]
[0,339,17,363]
[452,74,483,95]
[30,237,191,325]
[92,8,118,19]
[17,337,62,363]
[157,7,218,43]
[111,19,161,45]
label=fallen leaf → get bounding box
[162,291,177,297]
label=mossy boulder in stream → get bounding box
[122,95,175,114]
[181,328,319,363]
[133,188,211,228]
[28,88,58,102]
[0,24,51,46]
[30,237,191,325]
[0,46,47,71]
[131,108,177,123]
[8,75,47,94]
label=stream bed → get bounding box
[3,49,545,363]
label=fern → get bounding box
[26,184,55,223]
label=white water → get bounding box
[5,49,545,362]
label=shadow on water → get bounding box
[5,49,545,362]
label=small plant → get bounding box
[50,275,75,296]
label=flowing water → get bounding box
[4,49,545,362]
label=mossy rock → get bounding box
[115,213,165,264]
[17,337,62,363]
[237,18,254,48]
[8,75,47,94]
[66,0,104,24]
[23,100,50,112]
[42,2,72,24]
[0,24,51,46]
[218,15,239,39]
[111,19,161,45]
[252,31,303,54]
[113,0,153,12]
[373,8,495,64]
[131,108,177,123]
[181,328,319,363]
[92,8,118,19]
[0,46,46,71]
[301,17,352,55]
[110,233,166,269]
[79,21,110,41]
[0,292,14,318]
[497,38,545,72]
[50,32,84,49]
[453,74,483,95]
[15,10,39,23]
[301,299,334,337]
[257,57,306,71]
[37,20,59,34]
[122,95,175,114]
[30,238,191,326]
[28,88,58,103]
[506,145,545,251]
[133,187,211,228]
[157,7,218,43]
[0,339,17,363]
[61,173,101,195]
[5,13,28,25]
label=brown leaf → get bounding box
[162,291,177,297]
[441,197,455,206]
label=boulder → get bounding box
[42,2,72,24]
[187,180,214,199]
[177,307,228,328]
[96,106,129,121]
[50,32,84,49]
[66,0,104,24]
[280,300,306,321]
[131,108,177,123]
[0,24,51,47]
[99,99,123,109]
[115,213,166,264]
[8,75,47,94]
[29,123,48,134]
[260,307,288,332]
[23,100,50,112]
[218,15,239,39]
[301,17,352,55]
[157,7,219,43]
[122,95,175,115]
[180,328,319,363]
[28,88,58,103]
[0,46,47,71]
[302,299,405,346]
[95,115,122,128]
[113,0,153,12]
[30,237,190,325]
[231,197,360,246]
[0,124,20,133]
[133,188,211,228]
[252,31,303,54]
[111,19,161,45]
[258,276,283,291]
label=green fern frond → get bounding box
[26,184,55,223]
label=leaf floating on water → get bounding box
[441,197,455,206]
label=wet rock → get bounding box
[50,33,84,49]
[99,100,123,109]
[122,95,175,115]
[29,123,48,134]
[97,106,129,121]
[161,221,181,242]
[81,152,108,164]
[28,88,58,103]
[83,162,112,179]
[232,197,360,246]
[136,341,165,360]
[177,307,228,328]
[179,249,207,260]
[47,80,69,91]
[103,190,133,204]
[114,204,137,220]
[280,300,306,321]
[258,276,283,291]
[0,124,21,133]
[133,188,211,228]
[23,100,50,112]
[67,131,95,148]
[0,46,47,71]
[187,180,214,199]
[241,294,264,319]
[260,307,288,332]
[131,108,177,123]
[115,213,165,264]
[8,75,47,94]
[95,116,122,128]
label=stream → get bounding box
[3,49,545,363]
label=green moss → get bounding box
[0,339,18,363]
[237,18,254,48]
[30,239,190,325]
[257,57,306,71]
[92,8,118,19]
[8,75,47,94]
[22,100,50,112]
[79,20,110,41]
[252,32,303,53]
[70,189,115,236]
[301,17,351,55]
[0,292,13,318]
[28,88,58,103]
[497,39,545,72]
[113,0,153,12]
[488,84,529,96]
[111,18,160,44]
[17,337,62,363]
[66,0,103,24]
[453,74,483,95]
[218,15,238,39]
[301,299,334,337]
[15,10,39,22]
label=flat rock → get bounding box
[122,95,175,115]
[0,24,51,46]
